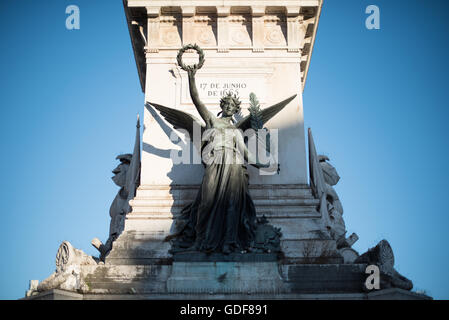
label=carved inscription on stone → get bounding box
[181,77,267,104]
[199,81,247,97]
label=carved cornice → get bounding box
[124,0,323,91]
[129,1,321,7]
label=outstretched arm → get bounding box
[188,69,212,125]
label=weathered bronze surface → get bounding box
[148,45,296,255]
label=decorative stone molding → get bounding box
[285,6,301,16]
[181,6,195,17]
[126,2,322,89]
[217,6,231,17]
[145,6,160,17]
[139,5,310,53]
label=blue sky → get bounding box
[1,0,448,299]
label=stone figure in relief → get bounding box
[318,155,346,241]
[91,117,141,261]
[107,155,133,238]
[147,44,295,254]
[318,155,361,250]
[90,155,132,261]
[308,129,358,252]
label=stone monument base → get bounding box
[24,288,430,300]
[167,261,284,294]
[24,262,431,300]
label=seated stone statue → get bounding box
[318,155,347,244]
[92,116,141,261]
[92,154,134,261]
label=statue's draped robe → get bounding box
[176,126,258,252]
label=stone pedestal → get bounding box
[121,1,329,262]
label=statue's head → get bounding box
[318,155,340,186]
[112,154,132,187]
[220,92,241,117]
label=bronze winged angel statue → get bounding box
[147,44,296,254]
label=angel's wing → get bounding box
[235,94,297,132]
[146,102,206,149]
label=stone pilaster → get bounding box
[181,6,195,45]
[216,6,230,52]
[251,6,265,52]
[286,6,303,52]
[146,6,160,53]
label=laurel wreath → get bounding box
[176,44,205,72]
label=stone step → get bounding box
[128,204,320,216]
[134,184,314,199]
[130,197,319,208]
[82,265,172,293]
[281,264,366,293]
[78,263,373,296]
[249,187,314,199]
